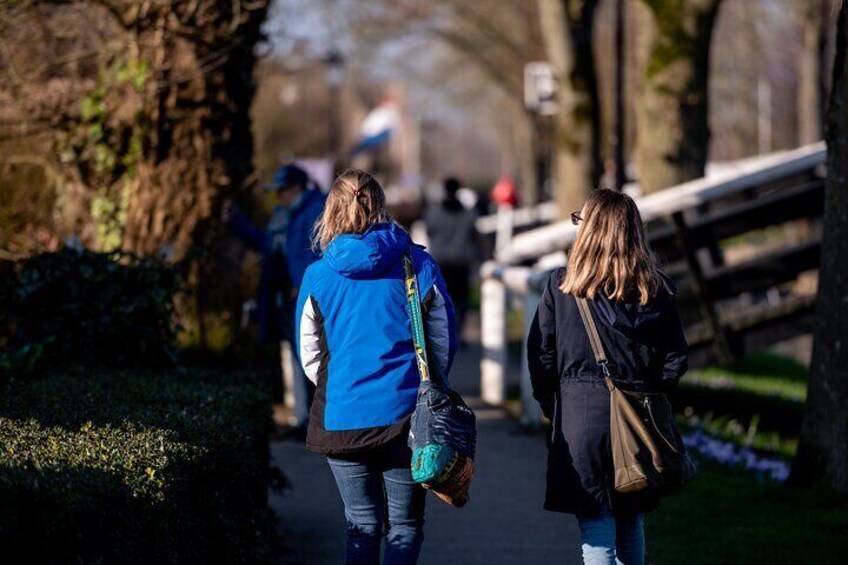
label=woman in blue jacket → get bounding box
[296,169,457,565]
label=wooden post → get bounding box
[480,269,507,405]
[672,211,734,364]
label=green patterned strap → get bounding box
[403,252,430,382]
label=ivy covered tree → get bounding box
[633,0,724,194]
[537,0,600,214]
[0,0,269,257]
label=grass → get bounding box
[646,351,847,563]
[683,352,808,403]
[505,345,841,561]
[646,459,848,564]
[679,412,798,459]
[677,352,807,457]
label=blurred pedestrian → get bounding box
[598,157,618,191]
[296,169,457,565]
[424,177,481,343]
[528,189,688,565]
[224,163,325,433]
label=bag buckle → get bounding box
[599,361,610,377]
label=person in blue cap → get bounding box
[223,163,326,434]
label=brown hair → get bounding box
[313,169,390,252]
[559,189,661,305]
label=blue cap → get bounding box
[265,164,309,191]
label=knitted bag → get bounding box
[403,252,476,507]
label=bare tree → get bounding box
[633,0,724,194]
[342,0,547,202]
[537,0,600,214]
[790,0,848,492]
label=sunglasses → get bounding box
[571,211,583,226]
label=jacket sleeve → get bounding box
[421,258,458,388]
[295,269,322,386]
[527,274,558,419]
[288,201,324,289]
[229,210,267,253]
[660,299,689,390]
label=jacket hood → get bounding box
[324,222,412,278]
[594,273,676,337]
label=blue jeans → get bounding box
[577,502,644,565]
[327,437,426,565]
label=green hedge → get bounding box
[0,248,184,376]
[0,369,278,563]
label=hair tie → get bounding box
[353,188,362,197]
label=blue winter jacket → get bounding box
[296,222,458,454]
[229,188,325,342]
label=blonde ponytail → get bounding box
[313,169,390,252]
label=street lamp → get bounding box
[325,49,345,170]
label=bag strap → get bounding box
[575,297,615,390]
[403,251,430,383]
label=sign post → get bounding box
[524,62,558,116]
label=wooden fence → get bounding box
[479,143,826,421]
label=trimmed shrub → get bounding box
[0,369,278,563]
[0,248,184,376]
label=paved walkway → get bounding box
[270,316,581,564]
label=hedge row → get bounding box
[0,369,279,563]
[0,248,184,376]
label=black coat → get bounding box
[527,268,688,517]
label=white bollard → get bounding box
[280,340,296,408]
[480,275,507,405]
[521,291,543,427]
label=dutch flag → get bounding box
[349,101,399,156]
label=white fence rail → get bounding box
[479,142,826,425]
[498,143,826,264]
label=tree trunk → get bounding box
[118,2,269,258]
[798,0,825,145]
[633,0,723,194]
[790,1,848,492]
[537,0,601,215]
[0,1,269,259]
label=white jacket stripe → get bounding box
[299,294,322,386]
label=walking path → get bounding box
[270,315,581,564]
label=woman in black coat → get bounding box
[527,189,688,565]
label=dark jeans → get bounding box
[327,437,426,565]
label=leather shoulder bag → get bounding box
[575,297,697,496]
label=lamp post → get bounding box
[325,49,345,171]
